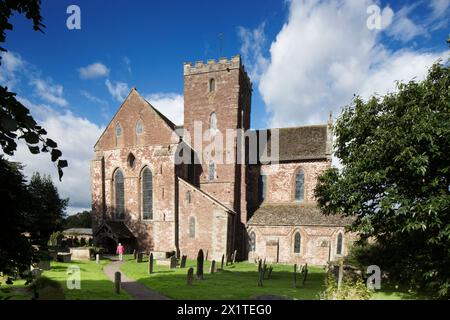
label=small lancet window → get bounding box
[337,233,343,255]
[115,123,122,137]
[294,232,301,253]
[128,153,136,169]
[136,120,143,135]
[209,78,215,92]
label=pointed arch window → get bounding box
[115,123,122,137]
[189,217,196,238]
[208,161,216,181]
[294,232,301,253]
[210,112,217,135]
[141,167,153,220]
[336,233,343,255]
[249,232,256,252]
[294,169,305,202]
[209,78,215,92]
[136,120,143,135]
[114,169,125,220]
[186,190,192,204]
[258,174,267,202]
[128,153,136,169]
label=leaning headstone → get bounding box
[232,250,237,264]
[148,253,154,274]
[258,267,264,287]
[187,267,194,286]
[114,271,121,294]
[220,254,225,270]
[96,254,100,264]
[210,260,216,274]
[258,259,262,273]
[293,264,297,288]
[170,255,177,269]
[196,249,204,280]
[180,255,187,268]
[267,266,273,279]
[133,249,137,260]
[205,250,208,261]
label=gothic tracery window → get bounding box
[141,167,153,220]
[114,169,125,219]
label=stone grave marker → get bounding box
[293,264,297,288]
[196,249,204,280]
[187,267,194,286]
[205,250,208,261]
[114,271,121,294]
[148,253,154,274]
[180,255,187,268]
[96,254,100,264]
[258,267,263,287]
[232,250,237,264]
[170,255,177,269]
[258,259,262,273]
[210,260,216,274]
[133,249,137,260]
[220,254,224,270]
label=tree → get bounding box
[63,210,92,229]
[26,173,68,246]
[0,156,35,278]
[315,60,450,298]
[0,0,67,180]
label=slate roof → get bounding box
[255,124,330,162]
[247,202,353,227]
[63,228,92,236]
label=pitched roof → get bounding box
[94,221,135,239]
[255,124,331,162]
[178,177,235,214]
[63,228,92,236]
[247,202,353,227]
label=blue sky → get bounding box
[1,0,448,214]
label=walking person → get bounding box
[116,242,124,261]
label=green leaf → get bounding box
[58,159,68,168]
[28,145,40,154]
[45,138,57,148]
[51,149,62,162]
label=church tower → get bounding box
[183,55,252,256]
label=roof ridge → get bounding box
[177,177,235,214]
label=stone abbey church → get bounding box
[91,55,353,265]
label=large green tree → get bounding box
[63,210,92,229]
[315,60,450,297]
[0,0,67,179]
[27,173,68,246]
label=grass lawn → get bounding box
[41,260,131,300]
[120,255,326,300]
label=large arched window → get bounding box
[209,78,215,92]
[141,167,153,220]
[294,169,305,202]
[114,169,125,219]
[336,233,343,255]
[294,232,301,253]
[208,160,216,181]
[136,120,143,135]
[189,217,196,238]
[249,231,256,252]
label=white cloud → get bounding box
[429,0,449,18]
[238,23,269,81]
[30,78,69,107]
[79,62,110,79]
[144,93,184,125]
[6,98,104,213]
[105,79,130,102]
[386,5,427,42]
[123,57,132,74]
[250,0,446,128]
[0,51,25,89]
[80,90,107,105]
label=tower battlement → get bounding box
[183,54,251,88]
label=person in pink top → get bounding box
[116,243,124,261]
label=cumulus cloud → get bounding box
[0,51,25,89]
[79,62,110,79]
[238,22,269,81]
[7,97,104,213]
[144,93,184,125]
[105,79,130,102]
[30,78,69,107]
[247,0,447,128]
[386,4,427,42]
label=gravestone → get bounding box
[180,255,187,268]
[187,267,194,285]
[232,250,237,264]
[148,253,154,274]
[170,255,177,269]
[196,249,204,280]
[133,250,137,260]
[229,252,234,265]
[210,260,216,274]
[137,252,143,263]
[337,262,343,290]
[293,264,297,288]
[96,254,100,264]
[205,250,208,261]
[258,259,262,273]
[258,267,263,287]
[220,254,224,270]
[114,271,121,294]
[302,266,309,286]
[267,266,273,279]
